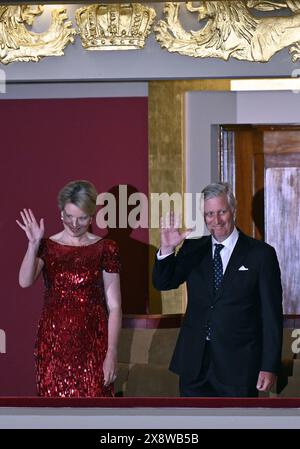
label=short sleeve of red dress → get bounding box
[102,239,121,273]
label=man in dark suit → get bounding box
[152,182,283,397]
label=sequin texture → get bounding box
[35,238,121,397]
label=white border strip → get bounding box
[231,78,300,91]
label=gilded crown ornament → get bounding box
[76,3,156,50]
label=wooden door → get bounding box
[219,125,300,315]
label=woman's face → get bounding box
[61,202,91,237]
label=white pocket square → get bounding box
[238,265,249,271]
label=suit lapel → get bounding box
[194,237,214,300]
[214,232,250,302]
[201,238,214,299]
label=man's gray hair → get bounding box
[201,182,236,211]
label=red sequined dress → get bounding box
[35,237,121,397]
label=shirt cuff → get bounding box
[156,249,175,260]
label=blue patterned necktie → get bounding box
[213,243,224,292]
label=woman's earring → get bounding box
[61,213,64,221]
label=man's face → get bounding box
[204,194,235,242]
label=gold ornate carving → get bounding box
[155,1,300,62]
[0,5,75,64]
[76,3,156,50]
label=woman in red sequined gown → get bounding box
[17,180,122,397]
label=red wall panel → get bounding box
[0,97,148,395]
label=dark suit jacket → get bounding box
[152,231,283,387]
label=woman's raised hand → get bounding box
[160,212,192,255]
[16,209,44,245]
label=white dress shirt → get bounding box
[157,227,239,274]
[212,226,239,273]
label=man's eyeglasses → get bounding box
[204,209,229,219]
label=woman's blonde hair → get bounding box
[57,180,98,216]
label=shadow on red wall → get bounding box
[99,184,162,315]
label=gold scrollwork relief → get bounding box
[0,5,75,64]
[76,3,156,51]
[2,2,300,64]
[155,1,300,62]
